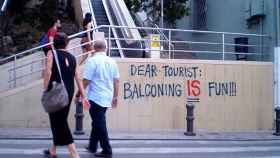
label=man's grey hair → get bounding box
[94,40,107,51]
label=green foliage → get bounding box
[39,0,59,29]
[7,0,59,29]
[1,0,77,56]
[124,0,189,26]
[124,0,142,13]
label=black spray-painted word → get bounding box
[129,64,202,79]
[123,82,182,100]
[162,65,201,79]
[130,64,157,78]
[208,82,237,97]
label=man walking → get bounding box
[43,17,61,55]
[82,40,119,157]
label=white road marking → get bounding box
[0,139,279,145]
[0,146,279,155]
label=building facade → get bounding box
[175,0,279,61]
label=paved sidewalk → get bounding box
[0,128,280,141]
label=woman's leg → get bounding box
[68,143,80,158]
[79,48,88,65]
[43,144,56,157]
[50,144,57,155]
[49,106,74,146]
[79,37,92,65]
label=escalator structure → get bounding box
[91,0,143,58]
[91,0,119,57]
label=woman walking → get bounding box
[80,12,94,64]
[43,32,89,158]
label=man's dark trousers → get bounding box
[88,100,112,154]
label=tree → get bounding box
[124,0,189,27]
[124,0,142,13]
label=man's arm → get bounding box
[74,64,91,108]
[112,78,119,108]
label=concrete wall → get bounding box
[73,0,83,27]
[0,59,273,131]
[0,52,45,92]
[0,38,84,93]
[175,0,275,61]
[73,0,93,28]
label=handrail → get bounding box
[109,0,141,40]
[101,0,124,57]
[1,0,8,12]
[154,24,168,40]
[0,26,102,62]
[105,36,270,48]
[87,0,97,28]
[0,25,269,62]
[109,0,130,38]
[154,24,175,57]
[0,25,271,92]
[96,25,268,37]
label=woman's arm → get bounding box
[43,50,53,90]
[75,64,90,108]
[74,64,87,99]
[86,23,92,43]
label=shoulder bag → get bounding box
[41,50,69,113]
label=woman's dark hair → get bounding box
[49,16,59,27]
[54,32,69,49]
[83,12,92,27]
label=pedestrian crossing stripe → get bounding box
[0,146,279,155]
[0,139,280,145]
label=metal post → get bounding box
[276,0,280,47]
[274,107,280,136]
[30,60,34,75]
[168,30,171,59]
[260,18,264,60]
[184,103,196,136]
[108,27,111,56]
[274,0,280,126]
[161,0,164,28]
[13,55,17,88]
[74,98,85,135]
[222,33,225,60]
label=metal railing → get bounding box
[154,24,175,58]
[101,0,124,57]
[104,25,270,60]
[0,25,271,93]
[1,0,8,12]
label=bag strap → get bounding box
[52,49,65,85]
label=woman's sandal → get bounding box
[43,149,58,158]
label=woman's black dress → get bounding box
[47,50,76,146]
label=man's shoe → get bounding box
[84,146,96,153]
[94,151,112,157]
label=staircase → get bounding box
[91,0,120,57]
[173,38,196,59]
